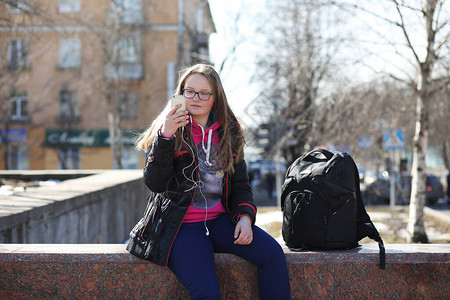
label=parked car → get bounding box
[364,174,444,205]
[359,169,380,186]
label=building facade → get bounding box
[0,0,215,170]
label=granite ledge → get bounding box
[0,243,448,299]
[0,243,448,264]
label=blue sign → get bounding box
[359,136,372,149]
[0,129,27,144]
[384,130,404,150]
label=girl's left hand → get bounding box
[234,215,253,245]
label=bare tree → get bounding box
[405,0,435,242]
[97,0,145,169]
[327,0,449,242]
[252,0,346,164]
[0,46,25,169]
[310,78,417,169]
[0,0,55,169]
[0,1,29,169]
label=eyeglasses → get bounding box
[183,89,213,101]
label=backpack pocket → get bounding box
[282,190,327,249]
[314,178,358,248]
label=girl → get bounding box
[127,63,291,300]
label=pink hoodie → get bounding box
[183,117,226,223]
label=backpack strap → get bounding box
[352,159,386,269]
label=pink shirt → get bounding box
[183,202,226,223]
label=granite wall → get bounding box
[0,244,448,299]
[0,170,148,244]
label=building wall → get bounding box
[0,0,215,170]
[82,147,113,169]
[28,128,46,170]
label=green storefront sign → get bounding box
[45,129,138,147]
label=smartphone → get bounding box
[171,95,186,113]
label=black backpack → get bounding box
[281,149,385,269]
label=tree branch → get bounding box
[436,31,449,51]
[392,0,422,65]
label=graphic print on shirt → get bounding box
[192,142,224,209]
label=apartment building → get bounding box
[0,0,215,170]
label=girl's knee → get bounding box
[189,285,220,300]
[263,237,285,257]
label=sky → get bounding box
[208,0,265,128]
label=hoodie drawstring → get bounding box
[197,123,214,236]
[199,124,213,166]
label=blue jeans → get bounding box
[168,213,291,300]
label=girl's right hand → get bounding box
[161,105,189,137]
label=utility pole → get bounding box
[274,98,282,207]
[177,0,184,69]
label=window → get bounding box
[112,0,142,24]
[58,148,80,169]
[105,33,143,79]
[115,36,140,64]
[59,38,81,69]
[8,38,28,69]
[59,0,80,13]
[119,91,138,120]
[8,0,29,12]
[60,91,80,120]
[122,147,139,169]
[8,145,29,170]
[9,93,28,121]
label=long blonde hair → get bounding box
[135,63,245,172]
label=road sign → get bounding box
[384,130,404,150]
[359,136,372,149]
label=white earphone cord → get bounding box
[180,124,210,236]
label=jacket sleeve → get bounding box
[228,159,257,225]
[143,135,176,193]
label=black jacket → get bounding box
[126,131,257,266]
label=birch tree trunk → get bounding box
[406,0,438,243]
[107,86,123,170]
[102,4,124,170]
[108,113,123,169]
[407,70,430,243]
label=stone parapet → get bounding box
[0,243,448,299]
[0,170,147,244]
